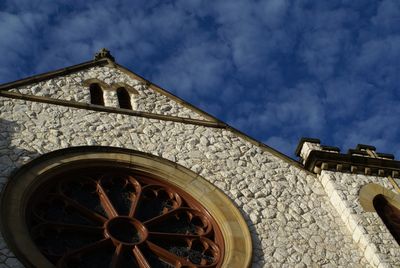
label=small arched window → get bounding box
[117,87,132,109]
[373,194,400,244]
[89,83,104,105]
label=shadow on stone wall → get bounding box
[0,118,28,268]
[0,118,37,191]
[236,204,264,265]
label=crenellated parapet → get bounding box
[296,137,399,178]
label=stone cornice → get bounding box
[297,138,399,178]
[305,150,400,177]
[0,90,226,128]
[0,89,312,172]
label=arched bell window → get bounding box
[373,194,400,245]
[89,83,105,106]
[116,87,132,109]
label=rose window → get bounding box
[27,167,223,268]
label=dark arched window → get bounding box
[117,87,132,109]
[90,83,104,105]
[373,194,400,245]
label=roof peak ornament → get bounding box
[94,48,115,62]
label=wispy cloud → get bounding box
[1,0,400,157]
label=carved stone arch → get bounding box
[0,146,252,268]
[110,82,139,95]
[359,183,400,245]
[359,183,400,212]
[111,83,139,110]
[82,78,111,90]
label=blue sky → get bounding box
[1,0,400,158]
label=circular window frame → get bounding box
[0,147,252,268]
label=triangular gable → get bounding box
[0,50,301,167]
[0,57,216,122]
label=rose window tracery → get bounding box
[27,167,223,268]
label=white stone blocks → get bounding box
[0,94,373,267]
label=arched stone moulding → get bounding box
[82,78,111,90]
[359,183,400,212]
[0,146,252,268]
[110,82,139,95]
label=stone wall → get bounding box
[318,171,400,267]
[9,66,208,121]
[0,95,370,267]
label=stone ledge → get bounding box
[0,91,225,128]
[306,150,400,178]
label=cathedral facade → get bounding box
[0,49,399,267]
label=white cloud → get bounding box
[1,0,400,158]
[152,40,232,99]
[371,0,400,35]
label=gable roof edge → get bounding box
[0,59,109,91]
[0,57,310,174]
[114,63,308,172]
[114,63,219,123]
